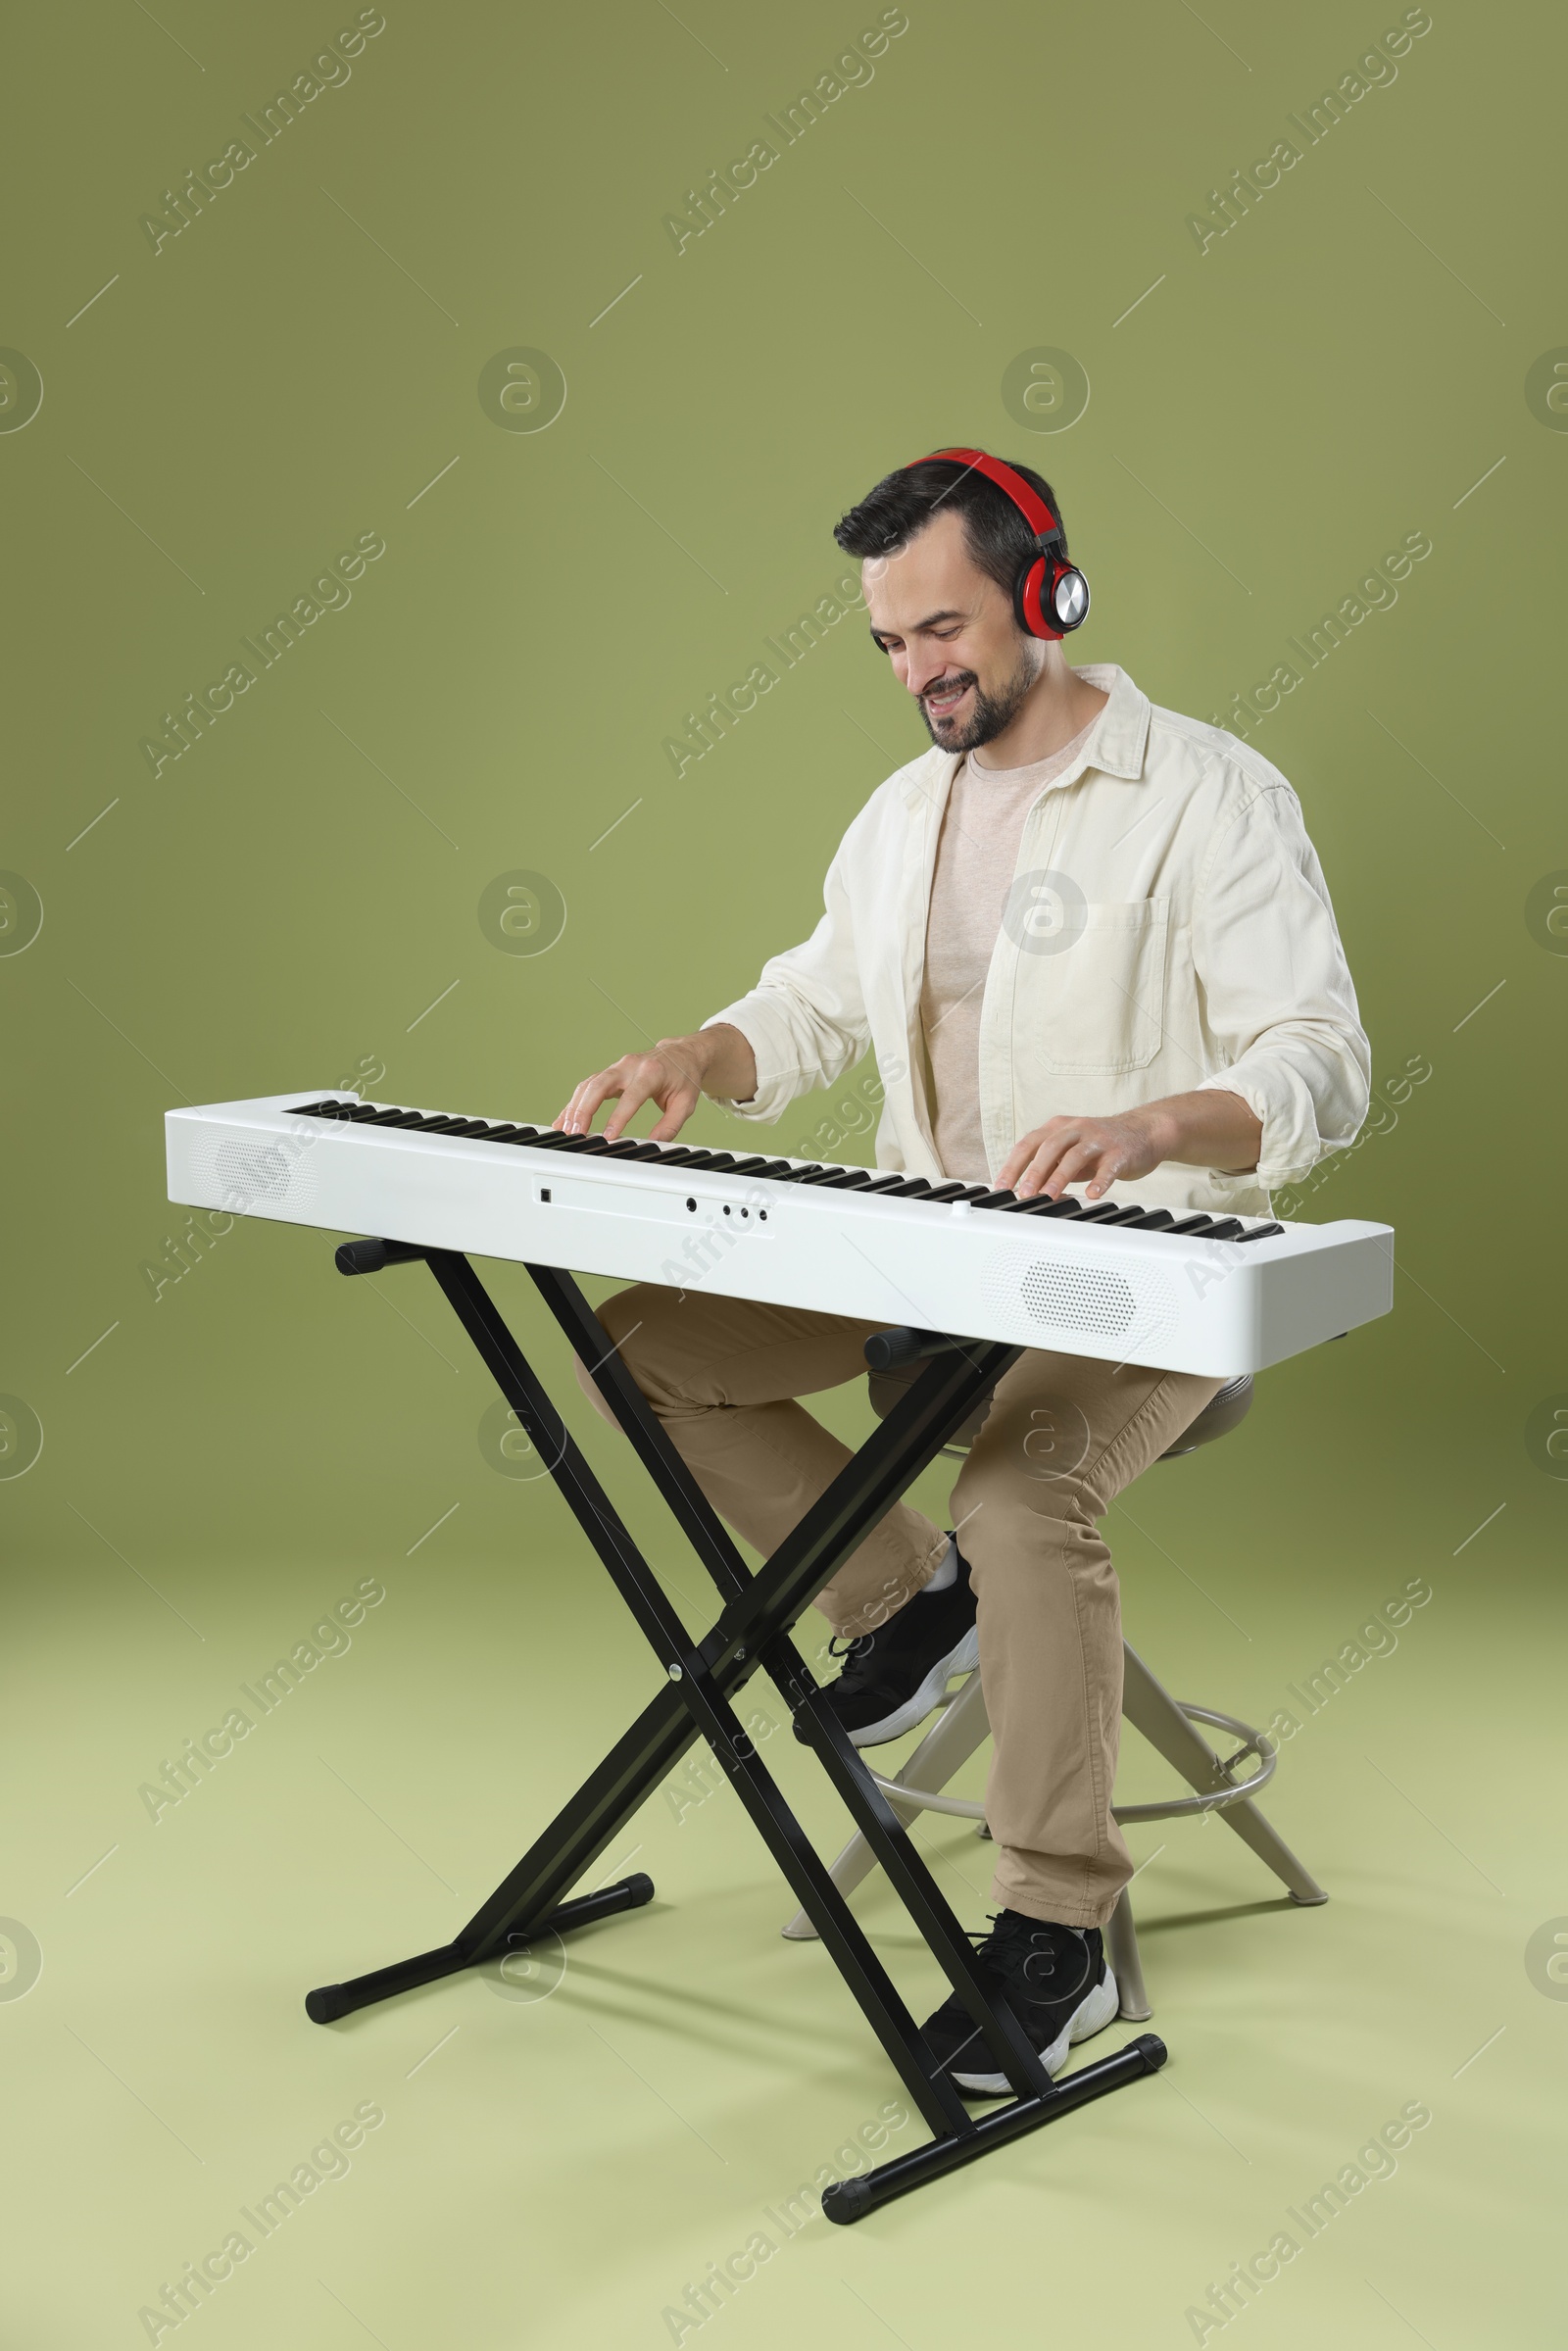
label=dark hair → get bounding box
[832,455,1069,614]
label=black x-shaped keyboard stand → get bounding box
[304,1241,1166,2221]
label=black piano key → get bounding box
[1016,1196,1084,1217]
[673,1149,719,1169]
[860,1174,911,1194]
[446,1119,493,1137]
[287,1101,332,1115]
[969,1190,1017,1210]
[1166,1213,1217,1235]
[1203,1217,1246,1241]
[1072,1202,1124,1223]
[1121,1207,1175,1230]
[798,1166,851,1185]
[1098,1205,1148,1226]
[412,1114,466,1132]
[752,1159,798,1178]
[703,1152,738,1169]
[880,1177,932,1198]
[513,1127,575,1148]
[1234,1220,1284,1243]
[923,1181,971,1202]
[815,1168,873,1190]
[481,1124,524,1141]
[769,1164,825,1182]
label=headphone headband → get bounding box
[906,446,1062,543]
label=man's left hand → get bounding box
[1001,1110,1167,1201]
[998,1090,1263,1201]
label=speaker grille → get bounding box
[1021,1260,1136,1334]
[983,1250,1176,1344]
[190,1127,319,1214]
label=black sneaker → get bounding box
[794,1555,978,1747]
[921,1910,1120,2094]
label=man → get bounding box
[560,452,1369,2092]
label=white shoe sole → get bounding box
[951,1966,1121,2094]
[846,1624,980,1747]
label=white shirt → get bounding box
[704,662,1371,1217]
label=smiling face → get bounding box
[862,506,1044,755]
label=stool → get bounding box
[781,1366,1327,2018]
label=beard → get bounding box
[916,645,1039,754]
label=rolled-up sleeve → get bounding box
[1193,783,1371,1189]
[702,839,870,1123]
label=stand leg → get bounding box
[1105,1890,1152,2022]
[781,1672,993,1937]
[1121,1645,1327,1904]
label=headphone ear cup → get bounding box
[1050,564,1090,633]
[1014,555,1052,638]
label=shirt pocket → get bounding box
[1021,895,1170,1074]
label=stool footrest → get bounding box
[868,1697,1278,1826]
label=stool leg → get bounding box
[1105,1889,1152,2022]
[1121,1644,1327,1905]
[780,1675,993,1938]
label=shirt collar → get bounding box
[1069,662,1151,781]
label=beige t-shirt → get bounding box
[919,716,1100,1182]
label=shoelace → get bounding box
[966,1914,1094,2004]
[827,1630,879,1666]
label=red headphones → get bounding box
[906,447,1090,640]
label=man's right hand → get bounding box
[555,1024,758,1142]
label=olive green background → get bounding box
[2,1,1564,2345]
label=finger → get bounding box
[647,1083,699,1143]
[554,1077,599,1131]
[1081,1145,1130,1200]
[602,1072,657,1140]
[1046,1142,1104,1199]
[1015,1129,1082,1200]
[566,1070,624,1134]
[1002,1124,1068,1194]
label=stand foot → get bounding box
[821,2035,1168,2223]
[306,1873,656,2025]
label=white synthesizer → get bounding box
[165,1093,1394,1377]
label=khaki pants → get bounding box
[576,1286,1224,1930]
